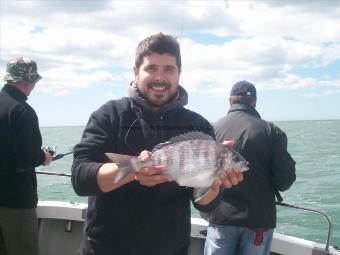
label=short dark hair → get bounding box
[229,95,256,105]
[135,33,181,69]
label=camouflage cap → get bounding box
[3,57,42,83]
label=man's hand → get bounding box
[195,140,244,205]
[218,168,244,188]
[220,140,244,187]
[195,169,244,205]
[42,150,53,166]
[134,150,172,187]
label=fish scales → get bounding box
[105,131,249,189]
[140,138,225,187]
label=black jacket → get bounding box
[72,85,218,255]
[203,103,296,228]
[0,84,45,208]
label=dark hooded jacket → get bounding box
[203,103,296,228]
[71,85,218,255]
[0,84,45,208]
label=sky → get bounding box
[1,0,340,127]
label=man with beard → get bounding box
[71,33,244,255]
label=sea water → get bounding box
[37,120,340,247]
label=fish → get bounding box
[105,131,249,200]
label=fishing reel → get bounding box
[43,146,74,161]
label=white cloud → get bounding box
[37,68,123,96]
[180,36,331,94]
[1,0,340,98]
[225,1,340,43]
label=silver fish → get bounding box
[106,131,249,194]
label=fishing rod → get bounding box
[44,146,73,161]
[36,171,71,177]
[52,151,73,161]
[275,191,333,252]
[36,146,73,177]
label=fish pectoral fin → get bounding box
[193,187,210,203]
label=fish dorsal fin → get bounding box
[152,131,214,151]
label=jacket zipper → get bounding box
[159,115,164,141]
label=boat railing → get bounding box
[276,201,333,252]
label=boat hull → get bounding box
[37,201,340,255]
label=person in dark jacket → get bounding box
[203,80,296,255]
[71,33,244,255]
[0,57,53,255]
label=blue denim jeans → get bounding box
[204,223,274,255]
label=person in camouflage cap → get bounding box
[0,57,52,255]
[3,57,42,84]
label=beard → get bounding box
[138,81,178,108]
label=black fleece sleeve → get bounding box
[271,125,296,191]
[192,186,224,213]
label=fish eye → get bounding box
[232,155,240,162]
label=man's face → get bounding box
[17,81,36,96]
[134,52,181,107]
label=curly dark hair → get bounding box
[135,33,181,69]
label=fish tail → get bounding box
[113,160,153,183]
[114,164,135,183]
[105,152,136,183]
[105,152,154,183]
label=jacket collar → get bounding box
[228,103,261,119]
[1,84,28,102]
[126,82,189,152]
